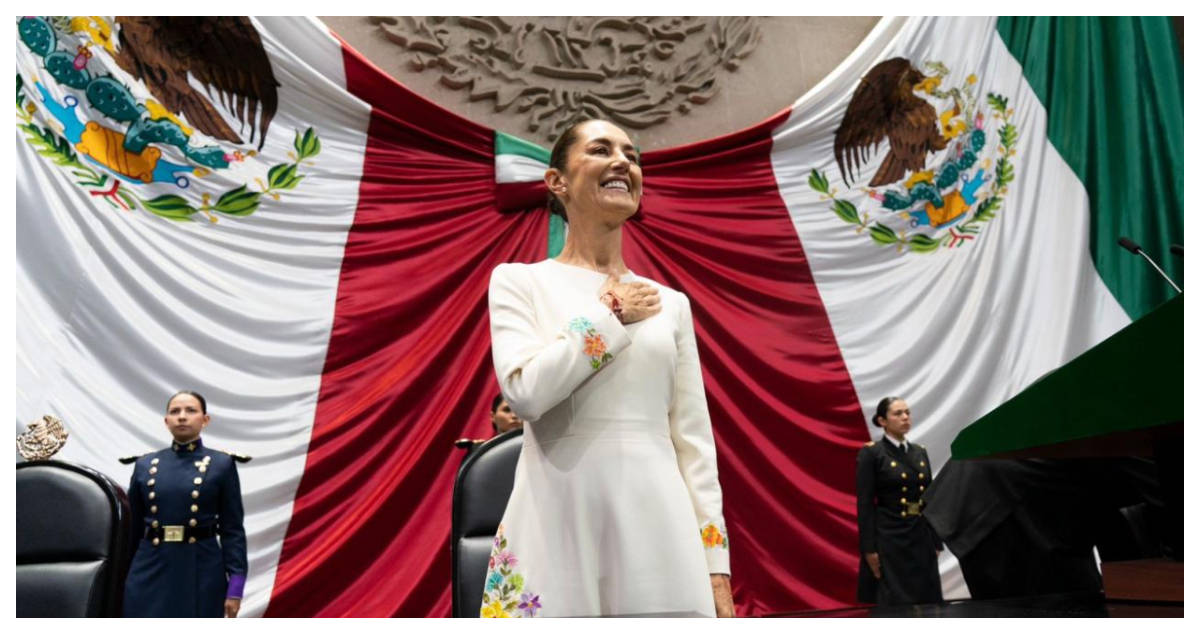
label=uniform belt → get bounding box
[144,524,218,542]
[902,501,922,516]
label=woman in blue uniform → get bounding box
[123,391,248,617]
[856,396,942,606]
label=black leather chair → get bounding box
[451,429,523,617]
[16,460,131,617]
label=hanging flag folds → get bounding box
[16,16,1180,616]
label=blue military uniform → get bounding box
[123,437,248,617]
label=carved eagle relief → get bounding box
[112,16,279,149]
[834,57,947,188]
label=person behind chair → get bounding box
[490,393,524,435]
[123,391,247,617]
[856,396,942,606]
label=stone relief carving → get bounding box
[369,17,761,140]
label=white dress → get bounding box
[481,259,730,618]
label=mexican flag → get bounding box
[16,16,1180,616]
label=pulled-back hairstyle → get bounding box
[872,396,901,428]
[167,390,208,414]
[546,119,600,222]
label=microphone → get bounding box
[1118,236,1181,294]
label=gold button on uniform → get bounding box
[193,477,203,485]
[890,461,897,467]
[199,466,207,473]
[900,498,907,504]
[900,511,907,518]
[150,505,158,514]
[191,490,199,499]
[918,473,925,480]
[148,491,156,500]
[151,458,159,465]
[901,472,908,479]
[152,538,161,546]
[151,520,159,528]
[191,504,199,512]
[920,486,925,492]
[147,478,156,486]
[920,461,926,467]
[149,467,157,475]
[188,537,196,544]
[189,519,197,527]
[902,486,908,492]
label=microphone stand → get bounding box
[1119,237,1181,294]
[1137,251,1181,293]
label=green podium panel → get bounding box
[951,294,1182,460]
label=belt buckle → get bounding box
[905,502,922,516]
[163,525,185,542]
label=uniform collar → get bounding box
[882,433,907,452]
[172,436,204,453]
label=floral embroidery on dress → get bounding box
[480,525,540,618]
[701,522,730,549]
[568,317,593,333]
[566,316,614,370]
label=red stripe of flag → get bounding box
[266,40,549,617]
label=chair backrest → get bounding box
[16,460,131,617]
[450,429,523,617]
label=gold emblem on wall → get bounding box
[369,16,761,140]
[17,415,70,461]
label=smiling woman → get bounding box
[484,120,733,617]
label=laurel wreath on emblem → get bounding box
[810,59,1018,254]
[16,17,320,223]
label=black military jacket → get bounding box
[855,437,935,553]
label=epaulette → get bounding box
[218,449,252,463]
[118,453,151,465]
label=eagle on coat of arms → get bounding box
[834,57,947,188]
[110,16,279,150]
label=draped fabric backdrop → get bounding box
[16,16,1181,616]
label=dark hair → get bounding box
[546,118,604,222]
[491,393,505,414]
[167,390,208,414]
[872,396,901,427]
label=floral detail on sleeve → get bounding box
[566,316,613,370]
[701,522,730,549]
[480,525,541,618]
[567,317,593,333]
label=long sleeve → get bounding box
[218,459,248,599]
[667,293,730,575]
[856,446,877,553]
[489,263,632,422]
[126,464,145,564]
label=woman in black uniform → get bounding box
[856,396,942,606]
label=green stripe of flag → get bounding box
[997,17,1183,320]
[495,131,551,164]
[494,131,563,258]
